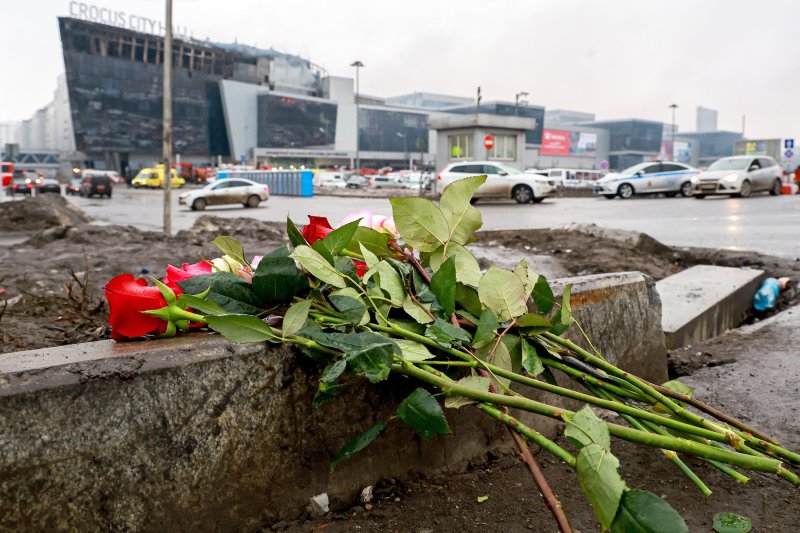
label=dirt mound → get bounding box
[0,195,91,231]
[177,215,286,245]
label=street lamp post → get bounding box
[669,103,678,161]
[515,91,529,115]
[351,60,364,174]
[162,0,173,235]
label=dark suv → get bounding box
[79,174,113,198]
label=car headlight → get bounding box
[723,174,739,182]
[691,175,699,183]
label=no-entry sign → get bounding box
[483,134,494,150]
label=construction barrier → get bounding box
[217,170,314,197]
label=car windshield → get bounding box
[496,165,522,175]
[708,158,750,171]
[620,163,652,176]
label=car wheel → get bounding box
[512,185,534,204]
[679,181,693,197]
[735,180,752,198]
[246,194,260,208]
[617,183,634,199]
[192,198,207,211]
[533,197,545,204]
[770,179,782,196]
[603,194,616,200]
[694,194,705,199]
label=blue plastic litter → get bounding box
[753,278,780,312]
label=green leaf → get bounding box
[291,245,347,288]
[359,243,380,270]
[329,293,368,325]
[344,340,396,383]
[532,275,555,314]
[425,318,472,347]
[712,512,752,533]
[611,490,688,533]
[521,337,544,376]
[319,219,362,256]
[315,359,346,406]
[445,376,491,409]
[212,236,249,267]
[516,313,552,330]
[286,217,309,248]
[439,175,486,244]
[565,405,611,451]
[472,308,499,346]
[394,339,434,361]
[373,261,405,306]
[176,293,228,315]
[476,495,489,503]
[551,284,575,335]
[311,240,335,266]
[282,300,312,337]
[331,422,387,471]
[402,295,434,324]
[178,272,263,314]
[205,314,278,343]
[501,333,522,373]
[390,197,450,252]
[345,226,392,258]
[334,256,360,284]
[435,243,482,287]
[429,256,457,316]
[513,259,536,297]
[661,380,694,398]
[577,443,626,531]
[478,266,528,322]
[397,388,452,439]
[251,245,310,306]
[455,283,483,317]
[476,340,512,389]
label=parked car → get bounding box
[179,178,269,211]
[66,178,82,195]
[80,174,113,198]
[131,167,185,189]
[36,178,61,194]
[346,175,371,189]
[315,172,347,189]
[437,161,556,204]
[692,156,782,199]
[593,161,698,199]
[371,175,401,189]
[6,177,34,195]
[82,170,123,184]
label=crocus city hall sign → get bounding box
[68,1,192,39]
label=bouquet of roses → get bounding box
[104,176,798,533]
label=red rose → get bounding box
[163,260,213,293]
[104,274,169,340]
[302,216,334,244]
[354,260,368,277]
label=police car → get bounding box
[593,161,699,199]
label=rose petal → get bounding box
[104,274,168,339]
[340,210,373,228]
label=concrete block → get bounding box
[656,265,765,349]
[469,244,571,279]
[0,271,666,531]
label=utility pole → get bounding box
[476,86,482,115]
[351,60,364,174]
[162,0,173,235]
[668,103,678,161]
[741,114,746,136]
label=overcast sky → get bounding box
[2,0,798,140]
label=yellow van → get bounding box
[131,166,185,189]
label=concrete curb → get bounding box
[0,272,666,531]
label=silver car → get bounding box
[692,156,782,198]
[179,178,270,210]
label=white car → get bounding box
[179,177,269,211]
[316,172,347,189]
[692,156,782,199]
[593,161,699,199]
[437,161,556,204]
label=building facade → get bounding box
[583,119,664,170]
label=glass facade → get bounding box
[593,121,664,153]
[257,94,337,149]
[447,102,545,145]
[679,131,742,160]
[358,108,428,153]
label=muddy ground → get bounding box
[2,195,799,532]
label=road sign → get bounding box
[785,149,794,159]
[785,139,794,149]
[600,160,609,170]
[483,135,494,150]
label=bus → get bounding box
[1,162,13,187]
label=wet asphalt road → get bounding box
[65,188,800,258]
